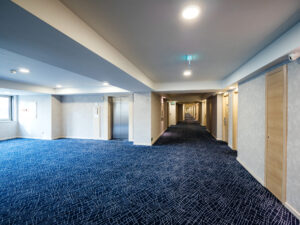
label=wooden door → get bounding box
[223,94,229,142]
[265,65,287,202]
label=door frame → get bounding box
[264,64,288,203]
[222,93,229,142]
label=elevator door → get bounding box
[112,97,129,139]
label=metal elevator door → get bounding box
[112,97,129,139]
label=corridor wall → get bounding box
[237,60,300,219]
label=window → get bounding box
[0,96,12,121]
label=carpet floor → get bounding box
[0,122,298,225]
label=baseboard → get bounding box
[60,136,106,141]
[15,136,53,140]
[211,133,222,141]
[52,136,63,140]
[0,136,17,141]
[151,128,167,145]
[237,157,264,185]
[285,202,300,220]
[133,142,151,146]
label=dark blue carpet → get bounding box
[0,122,298,224]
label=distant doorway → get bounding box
[222,94,229,143]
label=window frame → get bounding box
[0,95,13,121]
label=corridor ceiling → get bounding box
[163,93,213,103]
[0,0,299,94]
[61,0,300,83]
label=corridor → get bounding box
[0,122,298,224]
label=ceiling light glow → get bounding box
[19,68,30,73]
[183,70,192,77]
[56,84,62,88]
[182,5,200,20]
[103,82,109,86]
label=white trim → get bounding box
[60,136,107,141]
[15,136,53,140]
[133,142,152,146]
[0,136,17,141]
[285,202,300,220]
[237,157,264,185]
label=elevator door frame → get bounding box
[112,97,129,140]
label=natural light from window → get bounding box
[0,96,11,120]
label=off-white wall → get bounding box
[18,95,52,139]
[61,95,107,140]
[0,121,17,140]
[51,95,62,139]
[237,75,265,184]
[151,93,162,144]
[287,61,300,216]
[133,92,151,145]
[237,61,300,218]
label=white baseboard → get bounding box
[0,136,17,141]
[16,136,52,140]
[60,136,106,141]
[285,202,300,220]
[237,157,264,185]
[133,142,151,146]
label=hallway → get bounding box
[0,122,298,224]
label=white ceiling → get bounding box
[0,0,150,92]
[0,48,110,89]
[61,0,300,83]
[0,88,37,96]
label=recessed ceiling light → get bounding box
[19,68,30,73]
[183,70,192,77]
[56,84,62,88]
[103,82,109,86]
[10,69,17,74]
[182,5,200,20]
[229,86,235,90]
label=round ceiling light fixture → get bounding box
[19,68,30,73]
[182,5,200,20]
[183,70,192,77]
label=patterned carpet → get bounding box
[0,122,298,224]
